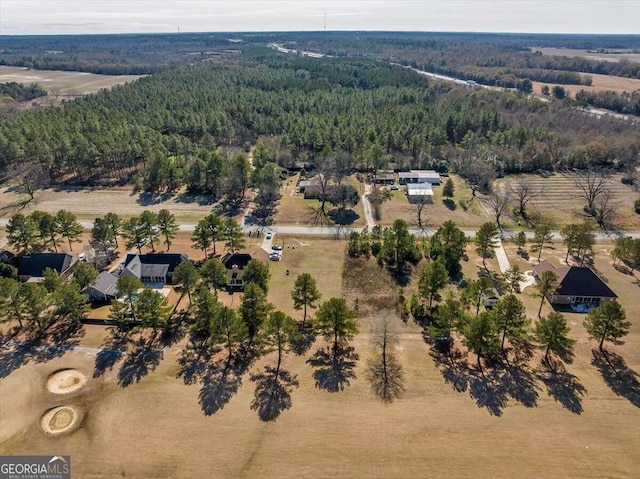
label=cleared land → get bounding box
[492,172,640,229]
[532,72,640,98]
[0,66,143,95]
[0,187,217,222]
[533,47,640,64]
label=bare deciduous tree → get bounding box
[487,189,513,231]
[366,311,405,404]
[574,170,610,213]
[510,178,542,217]
[9,163,49,201]
[594,190,616,229]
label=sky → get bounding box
[1,0,639,36]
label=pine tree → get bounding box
[583,301,630,353]
[291,273,322,326]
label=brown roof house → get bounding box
[221,249,269,290]
[533,260,617,310]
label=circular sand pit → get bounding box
[46,369,87,394]
[40,406,83,435]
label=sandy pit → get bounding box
[46,369,88,394]
[40,406,83,435]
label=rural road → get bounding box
[361,184,376,232]
[1,218,639,240]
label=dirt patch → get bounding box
[46,369,88,395]
[40,405,83,436]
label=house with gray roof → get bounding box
[120,253,188,284]
[84,271,119,302]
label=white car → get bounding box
[266,232,272,240]
[269,252,281,261]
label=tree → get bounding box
[531,224,554,261]
[429,220,467,278]
[418,260,449,309]
[541,85,550,96]
[200,258,228,291]
[72,262,98,290]
[262,311,299,373]
[116,275,143,320]
[291,273,322,326]
[134,288,171,339]
[240,282,272,341]
[107,297,131,332]
[243,259,270,293]
[139,210,159,252]
[463,311,500,373]
[157,209,179,251]
[103,212,123,248]
[462,277,493,317]
[379,219,421,274]
[6,213,38,254]
[211,305,247,357]
[327,184,359,223]
[204,214,224,256]
[367,312,404,403]
[0,277,25,330]
[172,261,200,303]
[428,292,466,343]
[21,282,53,334]
[313,297,358,356]
[514,231,527,253]
[535,312,575,367]
[583,301,629,353]
[574,170,610,214]
[502,265,525,294]
[53,281,90,324]
[31,211,60,252]
[492,294,529,354]
[191,221,213,258]
[535,270,558,318]
[560,224,580,263]
[122,217,146,254]
[487,190,512,231]
[442,178,455,199]
[222,218,245,253]
[510,179,541,217]
[552,85,566,99]
[42,267,63,293]
[55,210,83,251]
[91,217,111,247]
[475,222,499,268]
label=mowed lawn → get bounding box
[1,238,639,478]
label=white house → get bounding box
[406,183,434,203]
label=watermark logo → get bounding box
[0,456,70,479]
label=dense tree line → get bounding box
[575,89,640,116]
[0,82,47,102]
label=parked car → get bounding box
[266,232,272,240]
[271,244,283,251]
[269,252,281,261]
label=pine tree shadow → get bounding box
[307,345,359,393]
[591,350,640,408]
[0,342,32,379]
[117,336,164,387]
[250,366,299,421]
[535,361,586,414]
[291,327,316,356]
[430,347,539,416]
[94,327,131,378]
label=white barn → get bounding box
[406,183,434,203]
[398,170,441,185]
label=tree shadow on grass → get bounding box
[0,321,84,379]
[117,336,164,387]
[591,350,640,408]
[328,208,360,226]
[94,327,132,378]
[367,353,405,404]
[535,360,586,414]
[430,347,539,416]
[307,345,359,393]
[250,366,299,421]
[177,339,259,416]
[291,327,316,356]
[443,198,456,211]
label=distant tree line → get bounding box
[0,82,47,102]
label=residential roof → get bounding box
[0,250,15,263]
[87,271,119,296]
[221,249,269,270]
[142,263,170,279]
[406,183,434,195]
[18,252,77,278]
[533,260,561,277]
[556,267,617,299]
[399,170,440,179]
[124,253,188,275]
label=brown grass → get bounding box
[532,72,640,98]
[533,47,640,64]
[1,240,639,479]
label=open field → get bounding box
[0,66,143,95]
[492,172,640,229]
[1,238,639,478]
[532,47,640,64]
[379,175,490,228]
[0,187,218,222]
[532,71,640,98]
